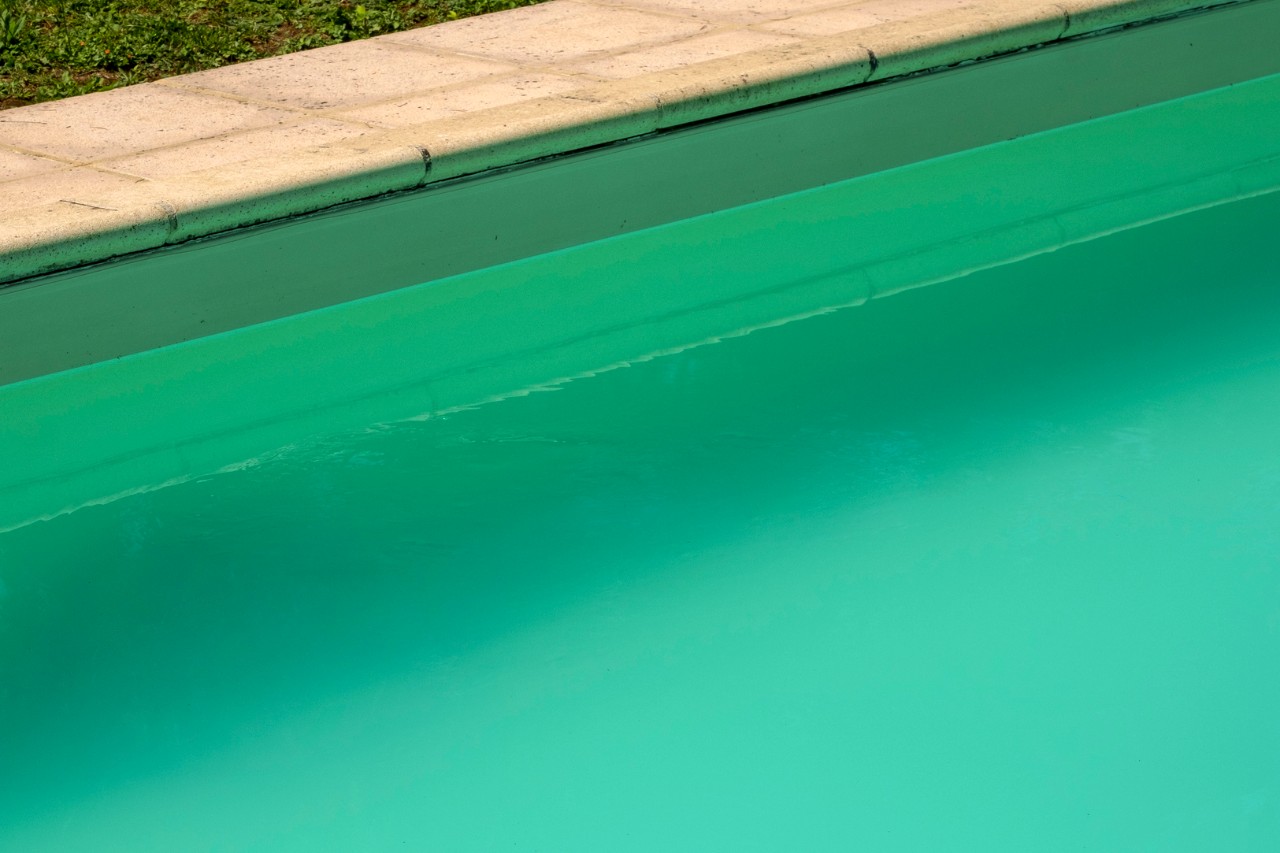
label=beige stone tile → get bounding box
[1,198,174,285]
[332,73,587,128]
[398,34,872,180]
[590,0,848,24]
[155,145,427,243]
[570,29,801,79]
[861,0,991,21]
[98,118,380,180]
[385,1,708,64]
[757,1,988,37]
[854,0,1066,80]
[172,40,513,111]
[755,6,884,37]
[0,148,65,182]
[0,167,147,214]
[1058,0,1199,37]
[591,36,872,126]
[383,93,664,181]
[0,84,295,162]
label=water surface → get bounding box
[2,159,1280,852]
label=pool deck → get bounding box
[0,0,1259,287]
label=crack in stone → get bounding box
[58,199,116,211]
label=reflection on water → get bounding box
[1,193,1280,850]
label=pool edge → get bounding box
[0,0,1266,288]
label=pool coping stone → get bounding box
[0,0,1259,285]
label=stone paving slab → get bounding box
[0,166,146,212]
[570,29,801,78]
[0,0,1260,286]
[332,73,588,128]
[0,85,296,162]
[170,40,516,110]
[0,148,64,183]
[97,118,385,181]
[383,1,711,63]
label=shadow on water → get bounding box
[1,189,1279,831]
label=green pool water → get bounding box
[3,76,1280,849]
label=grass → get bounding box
[0,0,546,109]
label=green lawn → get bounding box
[0,0,546,109]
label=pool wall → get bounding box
[3,68,1279,533]
[1,0,1278,386]
[2,0,1280,531]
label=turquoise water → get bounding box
[2,185,1279,849]
[4,77,1280,846]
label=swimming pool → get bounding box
[3,11,1280,853]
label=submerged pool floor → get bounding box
[3,192,1280,847]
